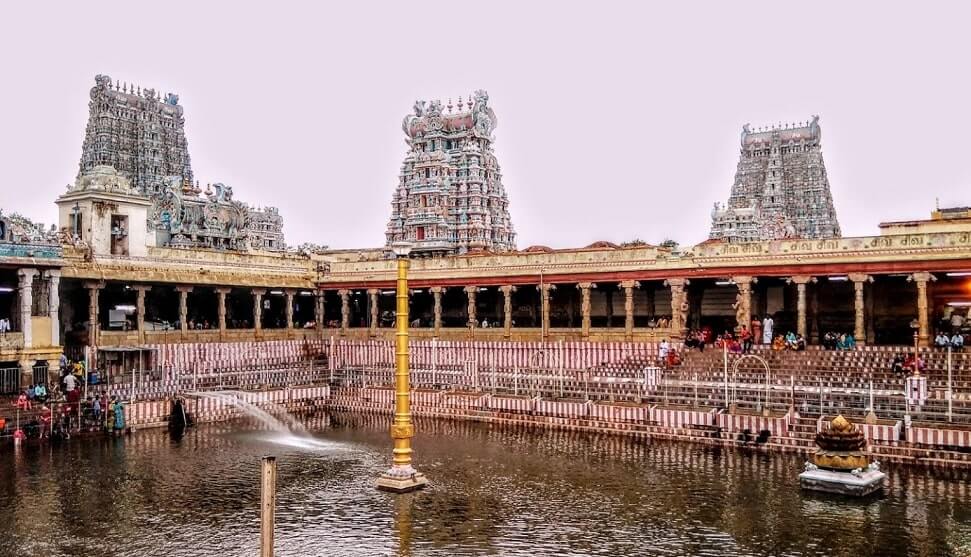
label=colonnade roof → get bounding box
[36,228,971,291]
[320,230,971,289]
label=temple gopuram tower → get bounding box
[68,75,286,252]
[709,116,841,242]
[80,75,193,196]
[386,91,516,256]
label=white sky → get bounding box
[2,1,969,249]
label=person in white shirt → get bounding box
[659,339,670,362]
[64,373,77,393]
[951,311,966,332]
[951,333,965,350]
[762,316,774,345]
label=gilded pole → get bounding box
[377,242,427,492]
[393,258,412,467]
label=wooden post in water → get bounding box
[260,456,277,557]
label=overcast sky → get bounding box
[2,1,969,249]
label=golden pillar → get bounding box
[377,242,427,492]
[909,272,936,348]
[848,274,872,344]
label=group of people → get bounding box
[934,331,965,350]
[771,331,807,351]
[822,332,857,350]
[658,339,682,367]
[890,353,926,375]
[7,353,128,441]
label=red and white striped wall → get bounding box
[718,412,790,437]
[906,425,971,448]
[486,395,537,414]
[590,403,651,423]
[651,407,718,429]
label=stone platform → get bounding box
[799,466,886,496]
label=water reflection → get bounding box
[0,412,969,557]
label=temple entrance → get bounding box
[323,291,342,328]
[226,288,254,329]
[262,291,287,329]
[98,283,137,331]
[689,278,736,335]
[440,287,466,327]
[475,286,501,328]
[511,286,539,328]
[144,285,179,330]
[548,284,578,328]
[187,288,218,330]
[869,276,916,345]
[293,291,316,328]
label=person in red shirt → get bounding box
[740,325,753,354]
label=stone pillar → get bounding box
[315,289,325,332]
[500,285,515,339]
[19,359,34,390]
[665,278,689,337]
[175,286,192,336]
[578,282,595,339]
[285,290,295,335]
[84,281,103,347]
[790,276,814,339]
[848,274,873,344]
[731,276,755,332]
[252,288,265,333]
[368,288,380,336]
[430,287,443,337]
[909,272,936,348]
[17,268,37,348]
[45,270,60,347]
[338,289,350,335]
[539,283,555,339]
[133,285,151,343]
[464,286,478,329]
[216,287,230,335]
[619,280,638,340]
